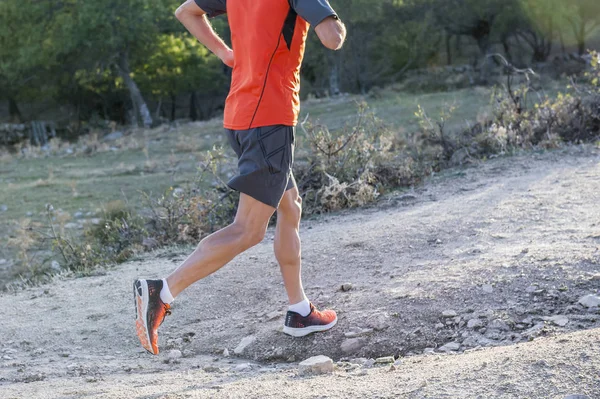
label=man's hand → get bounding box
[175,0,233,67]
[217,48,234,68]
[314,16,346,51]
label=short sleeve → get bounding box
[290,0,338,27]
[194,0,227,18]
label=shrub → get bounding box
[85,200,146,263]
[6,54,600,288]
[297,102,394,213]
[142,147,237,244]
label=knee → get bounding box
[279,195,302,223]
[234,222,267,249]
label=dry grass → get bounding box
[2,68,599,287]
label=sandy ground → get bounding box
[1,145,600,398]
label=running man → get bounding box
[134,0,346,355]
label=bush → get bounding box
[6,54,600,288]
[482,56,600,150]
[142,147,237,244]
[85,200,146,263]
[297,102,394,213]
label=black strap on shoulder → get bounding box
[282,2,298,51]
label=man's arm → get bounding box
[290,0,346,50]
[314,17,346,50]
[174,0,233,67]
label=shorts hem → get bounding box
[227,181,280,209]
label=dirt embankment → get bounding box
[1,145,599,398]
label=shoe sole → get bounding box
[133,279,155,355]
[282,317,338,337]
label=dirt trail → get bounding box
[1,145,600,399]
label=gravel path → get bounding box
[1,145,599,398]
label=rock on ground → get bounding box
[167,349,182,361]
[341,283,353,292]
[298,355,334,375]
[340,338,364,354]
[482,284,494,293]
[442,310,458,318]
[578,295,600,308]
[234,336,256,355]
[467,319,484,329]
[547,315,569,327]
[439,342,460,352]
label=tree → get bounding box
[431,0,520,80]
[0,0,58,122]
[302,0,441,95]
[565,0,600,55]
[136,34,229,121]
[58,0,179,127]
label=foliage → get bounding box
[297,103,394,212]
[85,201,147,263]
[142,148,237,244]
[5,55,600,288]
[2,0,600,129]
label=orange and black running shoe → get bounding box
[133,279,171,355]
[283,303,337,337]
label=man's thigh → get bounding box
[234,192,277,229]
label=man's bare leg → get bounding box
[276,187,338,336]
[166,193,276,297]
[134,193,275,354]
[274,187,306,305]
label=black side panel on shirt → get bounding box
[282,6,298,51]
[194,0,227,18]
[289,0,337,27]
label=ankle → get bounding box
[288,298,310,317]
[160,279,175,304]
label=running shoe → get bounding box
[283,303,337,337]
[133,279,171,355]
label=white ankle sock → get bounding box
[160,279,175,304]
[288,298,311,317]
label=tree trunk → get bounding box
[170,94,177,121]
[578,34,585,56]
[577,18,586,55]
[189,92,198,121]
[329,64,340,96]
[116,52,152,128]
[154,98,163,121]
[476,37,492,83]
[446,32,452,66]
[501,36,513,64]
[558,29,566,55]
[8,97,22,123]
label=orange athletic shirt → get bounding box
[194,0,337,130]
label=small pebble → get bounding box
[341,283,353,292]
[442,310,458,318]
[482,284,494,293]
[374,356,395,364]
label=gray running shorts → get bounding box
[226,125,296,208]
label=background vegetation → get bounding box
[1,0,599,128]
[1,1,600,288]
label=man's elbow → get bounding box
[175,1,201,21]
[174,4,186,20]
[323,33,345,50]
[316,19,346,51]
